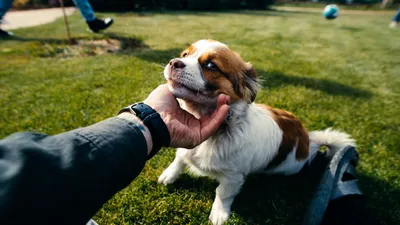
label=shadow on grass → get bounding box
[4,35,373,99]
[340,26,363,32]
[2,36,69,44]
[267,8,325,15]
[100,9,289,18]
[2,33,149,57]
[232,153,329,224]
[232,155,399,225]
[15,33,181,61]
[130,49,374,99]
[165,174,217,194]
[103,32,150,50]
[155,10,288,17]
[160,154,328,224]
[4,32,148,49]
[259,70,373,99]
[357,174,400,225]
[123,45,373,99]
[163,153,398,224]
[130,48,182,65]
[131,48,373,99]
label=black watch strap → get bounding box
[118,103,170,159]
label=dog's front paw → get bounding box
[209,208,230,225]
[158,167,180,185]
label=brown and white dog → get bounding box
[158,40,355,225]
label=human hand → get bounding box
[144,84,230,149]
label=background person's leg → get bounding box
[390,9,400,28]
[0,0,14,22]
[393,9,400,23]
[0,0,15,36]
[73,0,95,22]
[72,0,113,33]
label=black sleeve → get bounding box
[0,117,148,225]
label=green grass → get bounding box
[1,8,400,225]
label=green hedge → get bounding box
[89,0,274,11]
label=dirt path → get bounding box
[1,7,76,30]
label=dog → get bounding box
[158,39,356,225]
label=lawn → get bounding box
[1,7,399,225]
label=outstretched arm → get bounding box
[0,116,149,224]
[0,84,229,225]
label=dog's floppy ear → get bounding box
[241,64,259,103]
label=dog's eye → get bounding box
[182,52,188,57]
[205,62,218,70]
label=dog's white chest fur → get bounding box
[181,102,283,179]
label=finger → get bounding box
[145,84,168,100]
[156,84,169,90]
[209,94,230,119]
[159,84,180,106]
[150,84,169,95]
[199,104,229,142]
[217,94,230,107]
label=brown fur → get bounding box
[258,105,310,168]
[197,48,257,103]
[180,45,196,58]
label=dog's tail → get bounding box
[308,128,356,158]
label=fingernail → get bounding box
[225,97,230,104]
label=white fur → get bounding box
[309,128,356,157]
[159,102,283,225]
[159,40,356,225]
[164,40,228,105]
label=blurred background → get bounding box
[1,0,399,225]
[11,0,400,11]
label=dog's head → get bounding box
[164,40,259,105]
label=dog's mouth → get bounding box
[168,78,204,94]
[167,78,216,104]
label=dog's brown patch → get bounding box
[198,48,258,103]
[197,52,241,101]
[258,105,309,168]
[180,45,196,58]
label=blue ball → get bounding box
[323,4,339,20]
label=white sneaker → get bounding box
[389,21,398,28]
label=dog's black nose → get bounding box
[169,59,186,69]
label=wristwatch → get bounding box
[118,103,170,159]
